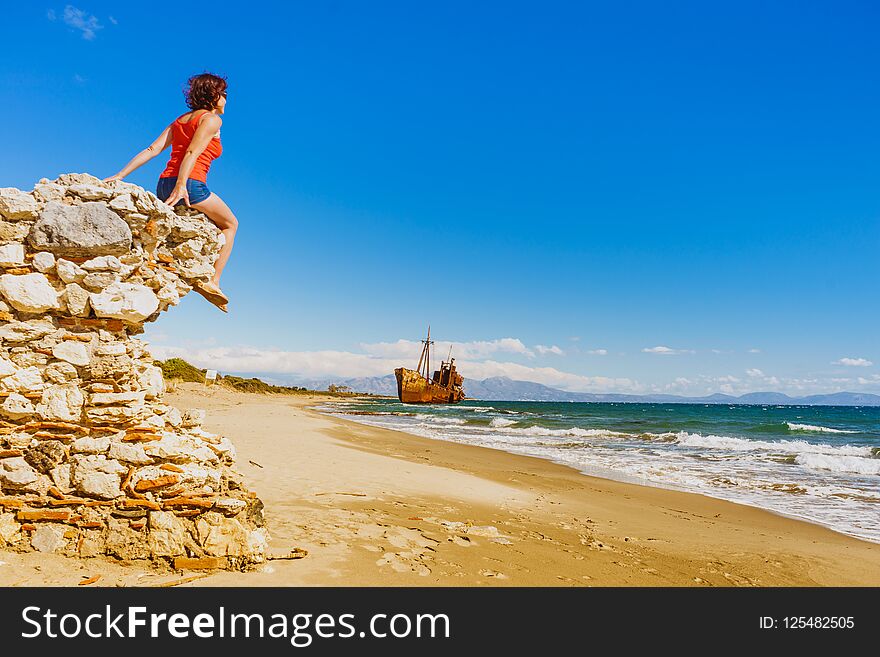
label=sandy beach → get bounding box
[2,384,879,587]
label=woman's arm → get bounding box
[163,114,222,207]
[104,126,173,182]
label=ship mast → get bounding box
[416,325,434,381]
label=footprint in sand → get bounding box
[376,552,432,576]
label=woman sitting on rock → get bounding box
[105,72,235,311]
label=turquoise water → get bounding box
[319,399,880,543]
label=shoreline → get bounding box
[319,401,878,546]
[2,386,878,586]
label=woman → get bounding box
[105,72,236,311]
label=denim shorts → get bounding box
[156,176,211,205]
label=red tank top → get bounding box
[160,110,223,182]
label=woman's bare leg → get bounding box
[191,192,238,286]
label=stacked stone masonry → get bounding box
[0,174,267,570]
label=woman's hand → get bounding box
[164,184,190,207]
[103,174,123,183]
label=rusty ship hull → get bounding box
[395,367,465,404]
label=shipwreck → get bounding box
[394,327,465,404]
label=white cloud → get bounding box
[360,337,535,360]
[746,368,763,377]
[748,348,761,354]
[834,357,873,367]
[151,344,399,379]
[61,5,103,40]
[149,341,644,394]
[534,344,564,356]
[587,349,608,356]
[568,336,581,342]
[109,15,118,25]
[47,9,56,20]
[642,345,694,355]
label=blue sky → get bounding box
[1,1,878,395]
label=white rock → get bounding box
[137,365,165,399]
[85,404,147,423]
[0,512,19,543]
[173,238,205,259]
[71,436,111,454]
[89,282,159,323]
[195,513,250,557]
[0,366,45,393]
[0,273,61,313]
[0,319,56,343]
[212,436,237,461]
[51,341,90,366]
[0,357,16,378]
[55,259,85,283]
[10,351,48,368]
[0,243,24,266]
[36,383,85,422]
[157,284,181,306]
[90,391,145,405]
[32,182,65,203]
[141,413,166,430]
[0,457,39,488]
[81,255,122,272]
[247,528,269,560]
[216,498,246,515]
[82,271,119,291]
[181,409,206,427]
[94,343,127,356]
[106,180,142,196]
[63,283,90,317]
[44,361,78,383]
[72,455,126,499]
[0,393,35,419]
[147,511,187,556]
[54,173,104,186]
[0,187,38,220]
[109,194,137,213]
[50,463,73,493]
[143,433,218,463]
[107,441,152,464]
[165,407,183,427]
[67,183,112,201]
[31,251,56,273]
[31,525,66,554]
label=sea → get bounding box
[317,399,880,543]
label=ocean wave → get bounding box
[796,453,880,476]
[490,417,517,428]
[786,422,858,434]
[415,415,467,425]
[647,431,874,457]
[501,425,631,439]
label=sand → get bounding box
[2,384,878,587]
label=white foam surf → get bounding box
[787,422,858,434]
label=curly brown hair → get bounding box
[184,73,228,111]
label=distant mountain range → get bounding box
[287,374,880,406]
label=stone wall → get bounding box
[0,174,267,570]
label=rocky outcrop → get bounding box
[0,174,266,570]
